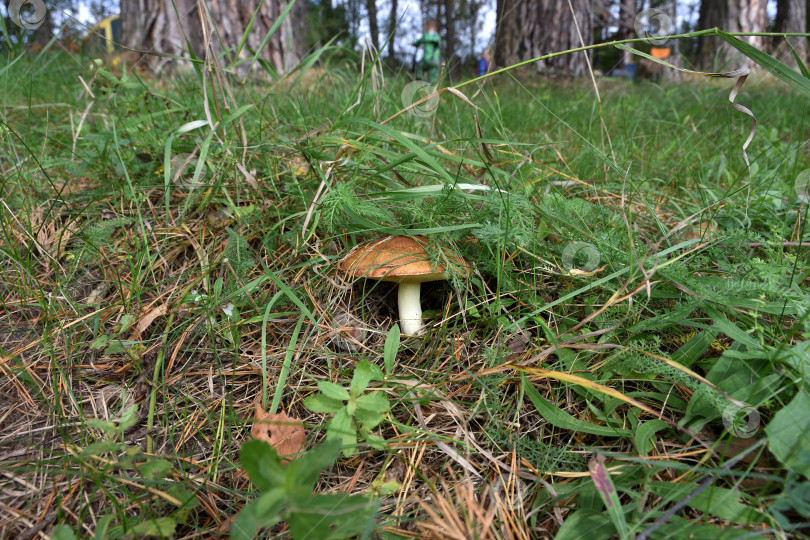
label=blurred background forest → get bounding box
[1,0,807,84]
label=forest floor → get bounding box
[1,49,809,539]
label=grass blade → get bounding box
[718,30,810,98]
[786,39,810,79]
[522,376,631,437]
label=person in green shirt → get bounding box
[412,18,441,85]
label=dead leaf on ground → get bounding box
[506,333,530,361]
[680,220,720,241]
[251,404,306,464]
[132,303,169,339]
[216,514,236,535]
[568,264,607,277]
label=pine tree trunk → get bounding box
[494,0,519,67]
[120,0,306,75]
[366,0,379,51]
[696,0,767,70]
[732,0,768,50]
[386,0,398,60]
[495,0,592,75]
[696,0,726,69]
[468,1,481,60]
[774,0,808,65]
[442,0,456,75]
[619,0,636,67]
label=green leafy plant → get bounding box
[233,439,379,540]
[55,404,200,538]
[89,313,146,362]
[304,360,390,456]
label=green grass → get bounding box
[0,43,808,540]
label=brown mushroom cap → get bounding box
[339,236,468,283]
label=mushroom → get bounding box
[339,236,469,336]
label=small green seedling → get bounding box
[233,439,378,540]
[304,360,389,456]
[89,313,146,362]
[589,454,630,540]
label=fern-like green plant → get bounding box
[223,228,256,286]
[71,217,132,263]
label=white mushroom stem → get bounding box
[397,281,424,335]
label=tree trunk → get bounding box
[494,0,519,67]
[386,0,398,59]
[774,0,808,65]
[442,0,456,76]
[696,0,767,70]
[366,0,379,51]
[468,0,481,60]
[732,0,768,50]
[120,0,306,75]
[696,0,726,69]
[494,0,592,75]
[618,0,636,68]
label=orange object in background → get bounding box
[650,47,671,59]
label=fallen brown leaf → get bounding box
[251,404,306,464]
[132,303,169,339]
[568,264,607,277]
[680,220,719,241]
